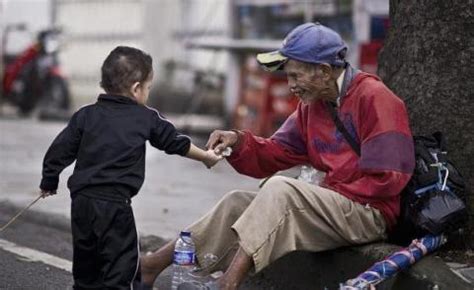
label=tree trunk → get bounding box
[378,0,474,243]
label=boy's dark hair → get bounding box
[100,46,153,95]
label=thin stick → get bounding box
[0,195,42,233]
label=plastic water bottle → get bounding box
[171,231,196,290]
[297,165,325,185]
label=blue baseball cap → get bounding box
[256,22,347,71]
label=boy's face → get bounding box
[132,72,153,105]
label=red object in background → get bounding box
[359,40,384,75]
[2,44,39,95]
[233,57,298,137]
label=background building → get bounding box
[1,0,388,135]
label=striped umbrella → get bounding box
[339,235,446,290]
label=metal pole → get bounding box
[0,0,5,114]
[304,0,314,23]
[51,0,58,26]
[181,0,191,65]
[225,0,241,119]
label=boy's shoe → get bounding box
[177,281,219,290]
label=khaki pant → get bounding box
[187,176,386,273]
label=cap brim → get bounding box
[256,51,287,72]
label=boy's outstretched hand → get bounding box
[202,149,223,169]
[40,189,57,198]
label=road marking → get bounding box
[0,238,72,272]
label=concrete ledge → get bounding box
[242,243,473,290]
[139,235,472,289]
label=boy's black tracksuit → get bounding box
[40,94,191,289]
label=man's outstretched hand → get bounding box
[206,130,239,155]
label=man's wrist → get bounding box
[230,129,244,150]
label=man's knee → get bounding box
[261,175,295,190]
[222,189,255,203]
[216,190,255,216]
[258,176,299,206]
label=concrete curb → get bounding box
[139,236,473,289]
[240,244,473,289]
[352,243,473,289]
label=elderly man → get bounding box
[141,22,415,290]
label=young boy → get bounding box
[39,46,222,289]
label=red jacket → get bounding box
[227,72,415,229]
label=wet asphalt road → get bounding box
[0,249,71,289]
[0,203,73,289]
[0,201,175,290]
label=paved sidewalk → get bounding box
[0,118,259,239]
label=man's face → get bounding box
[284,59,332,103]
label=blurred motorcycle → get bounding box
[1,24,70,116]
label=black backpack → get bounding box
[327,104,469,243]
[391,132,469,244]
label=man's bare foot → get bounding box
[140,240,176,288]
[216,275,239,290]
[140,255,159,287]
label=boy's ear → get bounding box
[131,82,140,96]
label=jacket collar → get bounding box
[97,94,138,105]
[336,63,360,107]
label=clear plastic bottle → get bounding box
[297,165,325,185]
[297,165,316,183]
[171,231,196,290]
[200,253,218,269]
